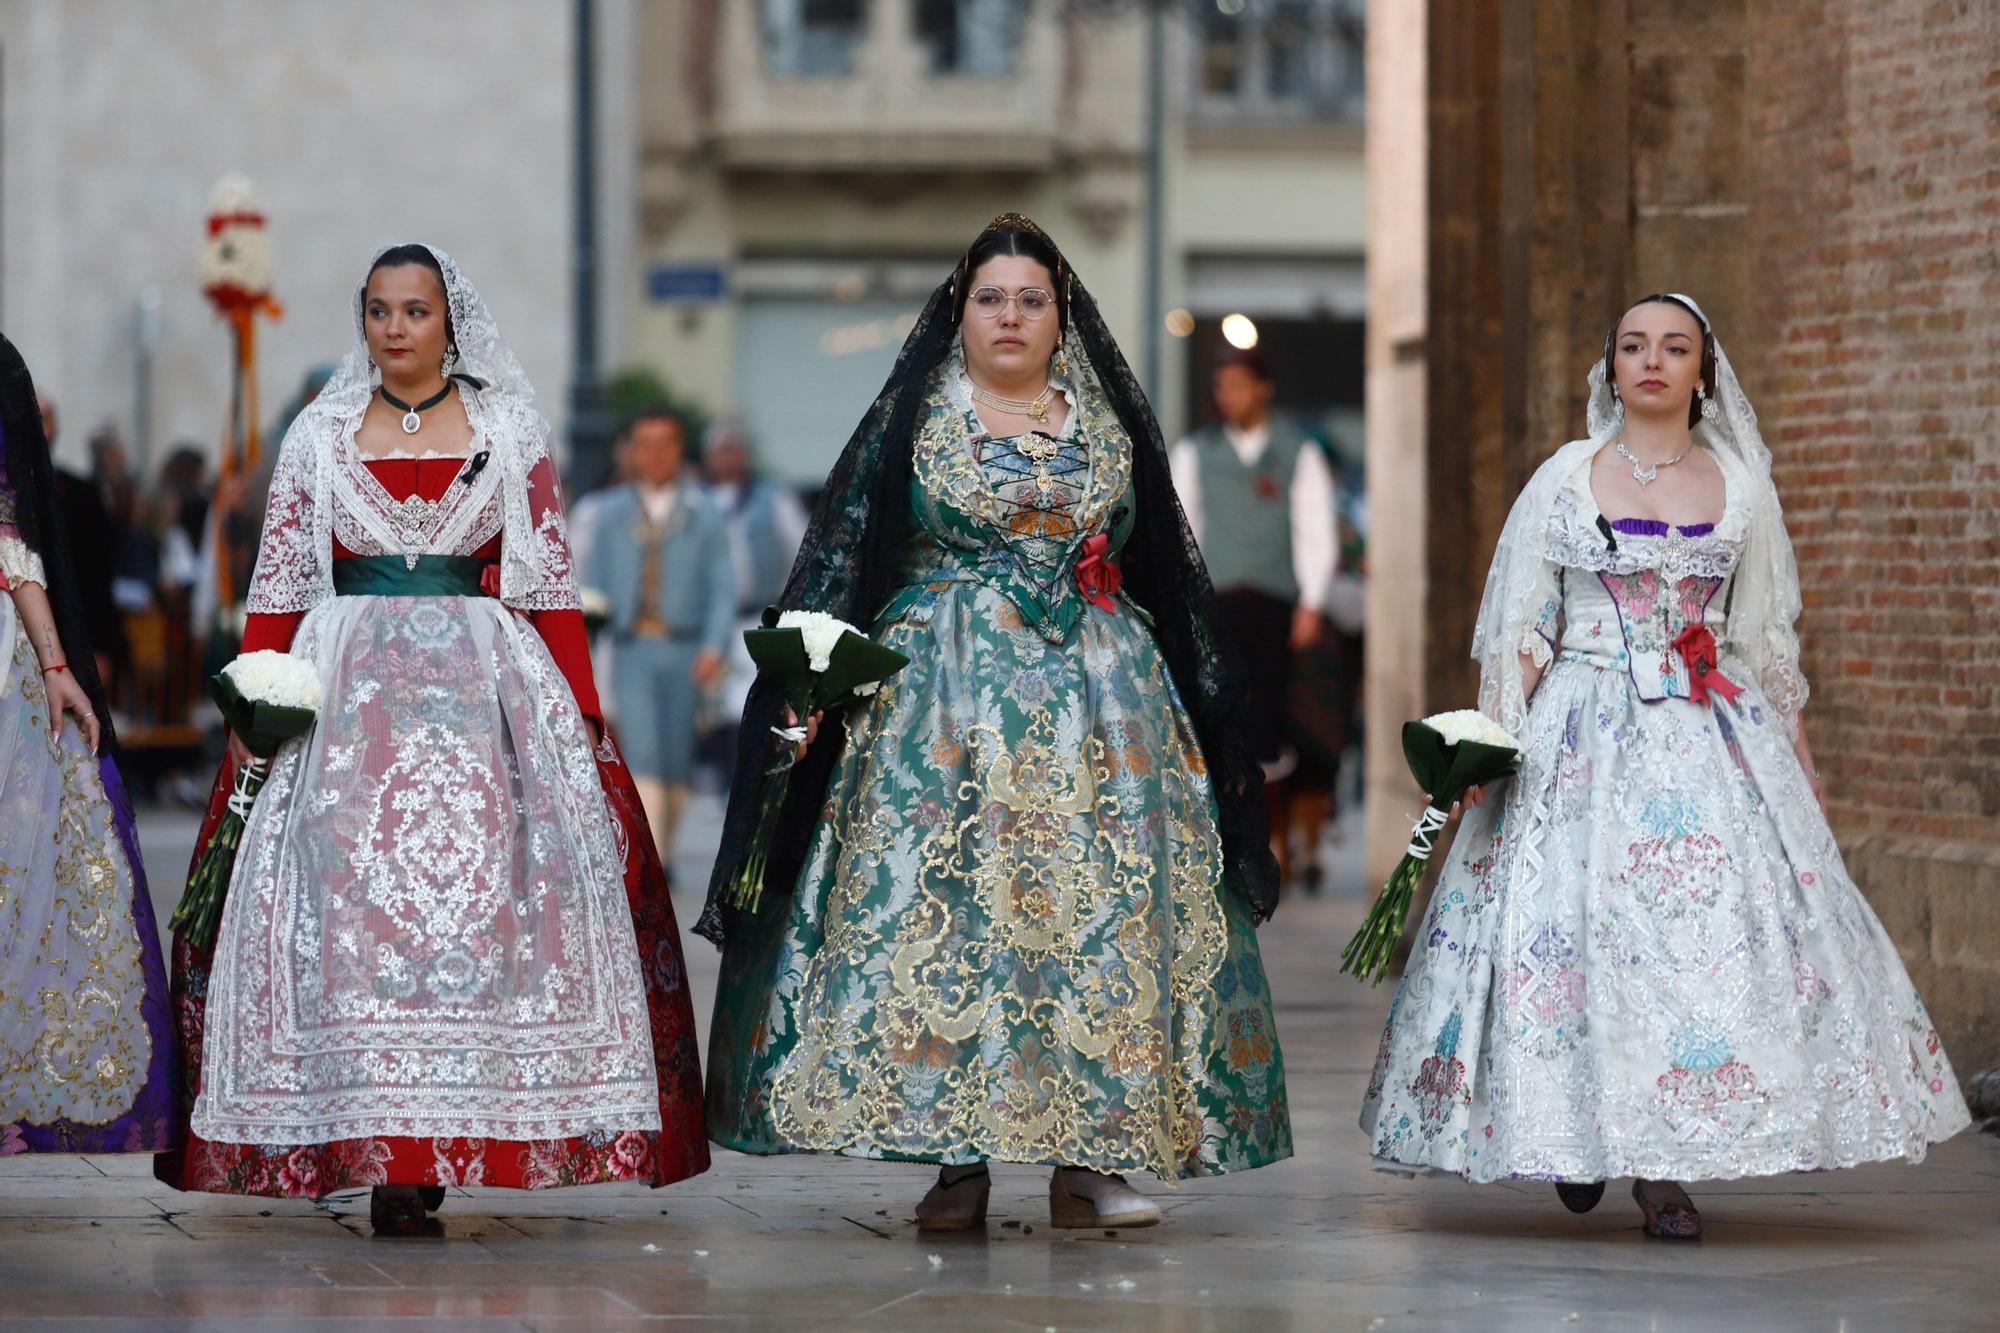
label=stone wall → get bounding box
[1367,0,2000,1080]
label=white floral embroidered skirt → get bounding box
[193,595,661,1144]
[1361,654,1971,1183]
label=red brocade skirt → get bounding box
[153,735,709,1196]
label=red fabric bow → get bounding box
[1075,533,1122,613]
[480,562,503,599]
[1673,624,1743,708]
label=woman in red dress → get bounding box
[155,244,707,1232]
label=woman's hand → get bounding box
[1290,605,1324,652]
[585,717,603,749]
[782,705,824,759]
[1426,785,1488,821]
[227,729,253,772]
[43,668,100,754]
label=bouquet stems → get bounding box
[723,765,791,915]
[1339,802,1452,986]
[170,758,269,951]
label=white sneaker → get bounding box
[916,1164,990,1232]
[1049,1167,1160,1229]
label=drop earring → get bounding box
[1698,384,1720,422]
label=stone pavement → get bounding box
[3,798,1996,1331]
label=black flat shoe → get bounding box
[1555,1180,1607,1214]
[370,1185,441,1237]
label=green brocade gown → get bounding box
[706,364,1292,1182]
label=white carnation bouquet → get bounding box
[170,650,322,949]
[721,608,910,913]
[1339,709,1523,985]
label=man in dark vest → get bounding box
[1169,348,1340,832]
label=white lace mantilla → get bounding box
[246,244,579,614]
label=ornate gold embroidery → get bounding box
[0,626,151,1124]
[768,684,1227,1181]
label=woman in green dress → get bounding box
[700,215,1291,1230]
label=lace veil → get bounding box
[246,243,577,615]
[1472,295,1808,736]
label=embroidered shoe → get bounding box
[916,1164,991,1232]
[1049,1167,1161,1229]
[1632,1178,1703,1239]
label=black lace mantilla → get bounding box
[696,221,1278,945]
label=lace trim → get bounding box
[1545,488,1742,581]
[0,530,45,588]
[917,347,1132,543]
[247,400,579,614]
[356,447,484,462]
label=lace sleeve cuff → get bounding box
[1520,628,1555,669]
[0,530,46,588]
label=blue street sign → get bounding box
[647,263,728,303]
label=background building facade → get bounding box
[1367,0,2000,1081]
[0,0,641,472]
[632,0,1365,484]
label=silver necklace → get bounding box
[1614,437,1694,487]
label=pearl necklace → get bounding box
[970,379,1055,424]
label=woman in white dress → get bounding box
[1360,294,1969,1238]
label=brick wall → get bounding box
[1744,0,2000,1076]
[1746,0,2000,840]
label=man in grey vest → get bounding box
[1169,348,1340,798]
[702,419,808,779]
[582,409,737,865]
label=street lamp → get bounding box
[1064,1,1201,405]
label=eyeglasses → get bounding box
[967,286,1055,321]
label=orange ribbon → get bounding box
[1673,624,1743,708]
[1075,533,1122,613]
